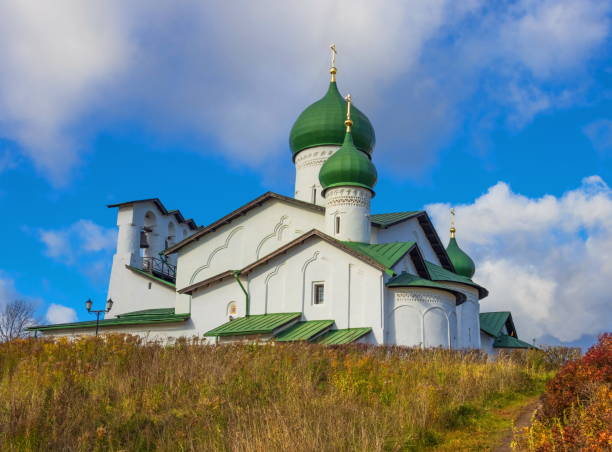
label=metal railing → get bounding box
[142,257,177,283]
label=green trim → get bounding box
[424,261,488,299]
[370,211,422,228]
[479,312,511,338]
[28,308,189,331]
[315,328,372,345]
[386,272,467,303]
[342,241,415,276]
[275,320,334,342]
[493,334,535,349]
[204,312,301,337]
[232,270,250,316]
[126,265,176,289]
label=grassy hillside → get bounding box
[0,336,558,451]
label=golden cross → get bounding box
[345,94,353,131]
[450,208,456,237]
[330,44,337,68]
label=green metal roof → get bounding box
[386,272,466,303]
[126,265,176,288]
[204,312,301,337]
[479,312,511,337]
[319,131,378,194]
[289,81,375,156]
[275,320,334,342]
[316,327,372,345]
[494,334,534,349]
[424,260,488,299]
[28,308,189,331]
[446,237,475,278]
[370,211,422,228]
[342,241,415,275]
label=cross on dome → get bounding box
[330,44,338,82]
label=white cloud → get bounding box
[500,0,610,78]
[0,275,19,308]
[39,220,116,265]
[0,1,609,183]
[426,175,612,343]
[584,119,612,154]
[45,303,77,324]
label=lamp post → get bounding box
[85,298,113,336]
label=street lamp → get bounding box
[85,298,113,336]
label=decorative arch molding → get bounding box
[386,304,421,347]
[300,251,320,313]
[450,310,458,348]
[256,216,289,259]
[422,306,451,349]
[189,226,244,284]
[264,262,285,314]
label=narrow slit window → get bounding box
[312,187,317,204]
[335,216,340,234]
[313,283,325,305]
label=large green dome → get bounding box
[289,81,375,158]
[446,237,476,278]
[319,131,377,195]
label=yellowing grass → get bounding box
[0,336,551,451]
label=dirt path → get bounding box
[492,398,541,452]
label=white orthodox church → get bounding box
[31,53,533,354]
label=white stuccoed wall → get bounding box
[480,332,496,356]
[188,235,386,343]
[174,199,325,314]
[444,282,481,349]
[385,287,458,348]
[324,187,372,243]
[293,146,340,206]
[107,201,194,317]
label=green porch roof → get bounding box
[494,334,534,349]
[315,327,372,345]
[370,211,421,228]
[204,312,301,337]
[386,272,466,303]
[479,312,511,337]
[425,261,488,299]
[342,241,415,275]
[28,308,189,331]
[126,265,176,288]
[275,320,334,342]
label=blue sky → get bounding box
[0,1,610,347]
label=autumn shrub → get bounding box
[513,333,612,451]
[0,336,551,452]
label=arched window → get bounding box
[166,222,176,248]
[227,301,238,319]
[141,211,157,259]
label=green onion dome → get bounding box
[289,81,376,158]
[446,236,476,278]
[319,130,377,196]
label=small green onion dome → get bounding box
[289,81,376,158]
[319,130,377,195]
[446,236,476,278]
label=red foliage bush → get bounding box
[539,333,611,420]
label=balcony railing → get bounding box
[142,257,177,283]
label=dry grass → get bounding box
[0,335,552,451]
